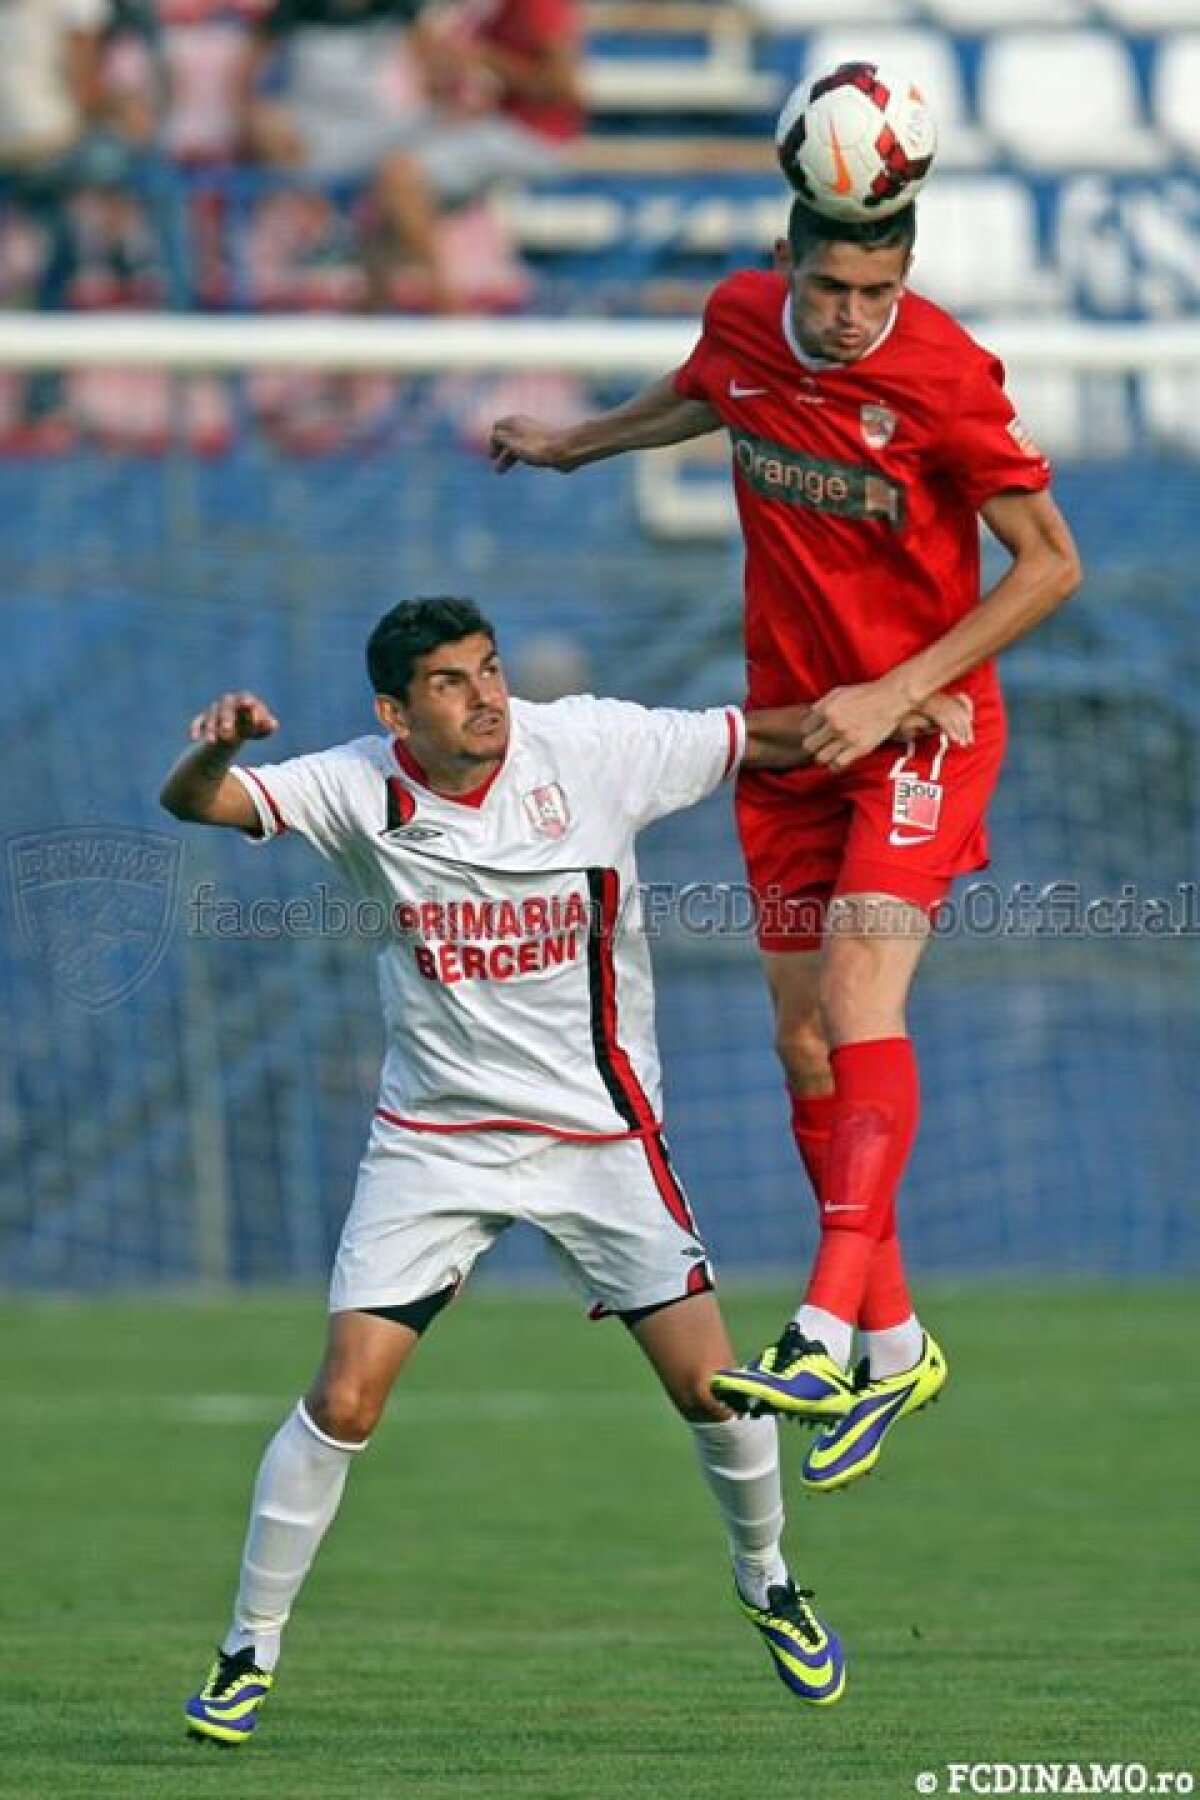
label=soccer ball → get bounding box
[776,61,937,222]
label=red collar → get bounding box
[392,739,505,809]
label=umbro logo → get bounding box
[382,775,443,840]
[381,824,444,842]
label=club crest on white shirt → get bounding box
[860,403,897,450]
[523,782,571,839]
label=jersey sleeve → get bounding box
[671,287,722,405]
[229,742,373,860]
[570,697,744,828]
[934,351,1053,510]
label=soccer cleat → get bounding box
[801,1331,948,1493]
[738,1578,847,1705]
[184,1646,274,1746]
[710,1322,855,1421]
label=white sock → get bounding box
[862,1315,925,1379]
[791,1304,854,1370]
[220,1401,367,1672]
[690,1415,789,1609]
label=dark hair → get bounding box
[366,597,496,698]
[787,196,916,259]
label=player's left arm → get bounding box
[801,487,1081,771]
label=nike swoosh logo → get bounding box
[805,1390,911,1470]
[888,828,936,847]
[729,380,768,398]
[828,121,854,196]
[823,1202,867,1214]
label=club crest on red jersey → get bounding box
[860,403,897,450]
[523,783,570,839]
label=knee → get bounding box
[774,1014,832,1091]
[819,938,887,1039]
[668,1372,730,1424]
[305,1375,385,1444]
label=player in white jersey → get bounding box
[165,597,970,1743]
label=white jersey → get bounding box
[234,695,745,1140]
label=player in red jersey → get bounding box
[490,198,1082,1491]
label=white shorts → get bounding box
[329,1120,714,1319]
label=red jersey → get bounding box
[673,272,1051,711]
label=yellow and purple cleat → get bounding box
[711,1322,855,1422]
[738,1577,847,1706]
[185,1646,274,1747]
[801,1332,948,1493]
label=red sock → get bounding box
[858,1233,913,1331]
[804,1037,919,1325]
[789,1071,916,1330]
[789,1089,836,1200]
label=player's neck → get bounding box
[782,294,900,368]
[393,738,506,804]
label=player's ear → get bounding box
[772,236,793,276]
[375,693,409,737]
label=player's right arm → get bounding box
[743,690,974,770]
[490,374,720,473]
[160,692,280,831]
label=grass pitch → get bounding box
[0,1284,1195,1800]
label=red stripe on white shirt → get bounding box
[241,767,288,835]
[723,707,745,779]
[374,1107,654,1143]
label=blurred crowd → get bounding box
[0,0,585,321]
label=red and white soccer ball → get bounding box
[776,60,937,223]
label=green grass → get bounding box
[0,1285,1196,1800]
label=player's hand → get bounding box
[490,414,572,473]
[802,681,914,771]
[896,689,974,746]
[189,692,279,747]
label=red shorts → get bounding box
[735,695,1007,953]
